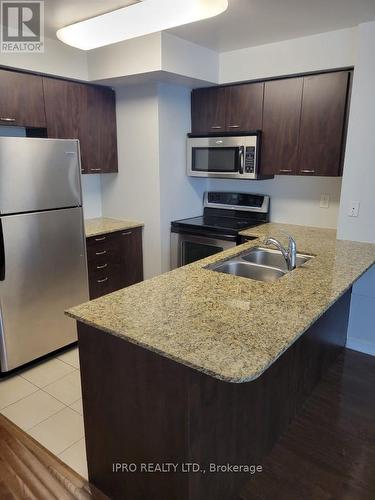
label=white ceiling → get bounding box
[46,0,375,52]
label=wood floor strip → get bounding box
[0,414,107,500]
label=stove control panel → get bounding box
[205,192,270,214]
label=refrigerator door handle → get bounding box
[0,219,4,281]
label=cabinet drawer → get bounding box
[87,235,119,263]
[87,246,119,265]
[86,233,114,248]
[87,259,117,275]
[88,272,120,300]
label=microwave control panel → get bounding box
[245,146,256,174]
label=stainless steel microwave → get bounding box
[187,133,268,180]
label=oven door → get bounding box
[171,232,236,269]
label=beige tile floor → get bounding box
[0,346,88,479]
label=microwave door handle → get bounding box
[238,146,245,174]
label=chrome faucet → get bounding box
[264,235,297,271]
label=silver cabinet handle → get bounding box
[90,168,102,172]
[279,169,293,173]
[300,169,315,173]
[81,169,85,173]
[96,263,108,270]
[0,117,16,122]
[228,125,240,128]
[95,236,106,242]
[97,277,108,283]
[95,250,107,256]
[122,231,132,236]
[211,126,222,129]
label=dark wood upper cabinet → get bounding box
[191,70,351,177]
[261,77,303,176]
[43,78,87,172]
[0,69,46,128]
[191,87,226,134]
[225,83,264,132]
[191,84,264,135]
[86,85,118,174]
[297,72,350,176]
[43,77,118,174]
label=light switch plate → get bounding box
[320,194,330,208]
[348,201,360,217]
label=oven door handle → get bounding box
[238,146,245,174]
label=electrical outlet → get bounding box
[348,201,360,217]
[320,194,330,208]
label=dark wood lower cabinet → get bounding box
[118,228,143,287]
[77,289,351,500]
[86,227,143,300]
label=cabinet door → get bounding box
[191,87,226,134]
[43,77,88,173]
[0,69,46,128]
[261,78,303,176]
[225,83,264,132]
[118,228,143,288]
[297,72,350,176]
[44,78,118,174]
[86,85,118,174]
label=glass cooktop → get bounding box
[175,215,256,231]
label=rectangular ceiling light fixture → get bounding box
[57,0,228,50]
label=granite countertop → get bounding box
[85,217,144,238]
[67,223,375,383]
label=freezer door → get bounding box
[0,137,82,214]
[0,208,89,371]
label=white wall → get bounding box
[219,27,357,83]
[100,84,162,279]
[208,176,342,229]
[348,271,375,356]
[88,32,219,85]
[0,35,88,80]
[336,21,375,356]
[161,33,219,84]
[100,82,207,278]
[87,33,162,82]
[337,23,375,243]
[158,83,207,272]
[81,175,102,219]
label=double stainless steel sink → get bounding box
[206,247,312,283]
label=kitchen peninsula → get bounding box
[67,223,375,500]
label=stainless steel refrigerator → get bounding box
[0,137,89,373]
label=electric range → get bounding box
[171,192,270,269]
